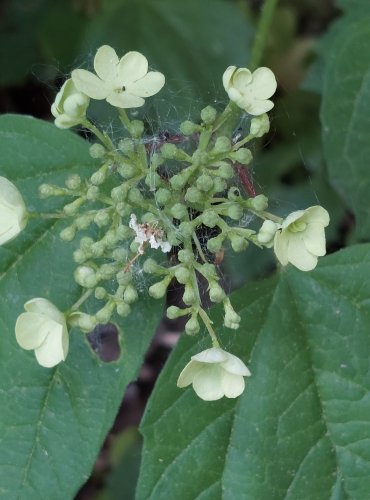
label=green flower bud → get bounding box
[229,234,248,252]
[250,113,270,138]
[74,265,97,288]
[180,120,201,135]
[97,263,117,280]
[217,162,234,179]
[177,249,194,264]
[185,187,203,204]
[94,210,110,227]
[118,162,137,179]
[201,105,217,125]
[112,247,129,262]
[213,136,231,154]
[38,184,61,198]
[75,214,93,230]
[170,173,188,191]
[166,305,189,319]
[124,285,138,304]
[117,302,131,317]
[200,263,218,280]
[231,148,252,165]
[115,202,128,217]
[90,242,105,257]
[141,212,157,224]
[111,185,128,203]
[65,174,81,190]
[171,203,188,220]
[227,204,243,220]
[118,138,135,155]
[63,198,84,216]
[129,119,144,138]
[201,210,219,228]
[80,237,94,251]
[73,249,86,264]
[192,150,209,166]
[223,299,241,329]
[256,220,279,247]
[178,222,193,238]
[161,143,178,159]
[149,278,170,299]
[183,283,197,305]
[196,174,214,192]
[185,315,200,335]
[155,188,172,205]
[143,258,160,274]
[95,287,107,300]
[213,177,227,193]
[59,226,76,241]
[89,143,106,159]
[68,312,97,332]
[116,225,131,239]
[116,270,133,286]
[167,231,182,246]
[128,187,143,204]
[86,186,99,201]
[105,230,119,248]
[250,194,268,211]
[90,169,107,186]
[207,234,224,253]
[130,240,140,253]
[96,303,114,323]
[209,281,226,303]
[174,267,191,284]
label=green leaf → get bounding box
[138,244,370,499]
[321,13,370,238]
[0,115,163,499]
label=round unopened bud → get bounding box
[65,174,82,190]
[124,285,138,304]
[213,136,231,154]
[167,231,182,246]
[73,249,86,264]
[178,222,193,238]
[90,169,107,186]
[171,203,188,220]
[63,198,84,216]
[116,270,133,286]
[229,234,248,252]
[95,287,107,300]
[59,226,76,241]
[89,143,106,159]
[185,316,200,335]
[94,210,110,227]
[118,138,134,155]
[97,263,116,280]
[227,204,243,220]
[217,162,234,179]
[90,242,105,257]
[129,119,144,138]
[166,305,183,319]
[118,162,137,179]
[80,237,94,250]
[130,240,140,253]
[257,220,279,246]
[112,247,129,262]
[213,177,227,193]
[178,249,194,264]
[141,212,157,224]
[86,186,100,201]
[192,150,209,166]
[180,120,201,135]
[183,283,197,305]
[174,267,191,284]
[200,263,218,280]
[116,225,131,239]
[105,230,119,248]
[38,184,60,198]
[201,210,219,228]
[75,214,93,230]
[117,302,131,317]
[250,194,268,211]
[149,279,169,299]
[224,305,241,329]
[232,148,252,165]
[201,105,217,125]
[185,187,202,204]
[68,312,97,332]
[74,265,97,288]
[143,258,160,274]
[250,113,270,138]
[155,188,171,205]
[161,143,178,159]
[207,234,224,253]
[209,281,226,303]
[196,175,214,192]
[111,185,128,202]
[170,173,188,191]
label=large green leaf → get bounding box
[138,244,370,499]
[0,115,163,499]
[321,10,370,239]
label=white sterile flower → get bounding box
[0,177,28,245]
[15,298,69,368]
[51,79,90,129]
[177,347,251,401]
[129,214,171,254]
[274,205,330,271]
[71,45,165,109]
[257,219,280,248]
[223,66,277,116]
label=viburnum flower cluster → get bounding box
[1,45,330,401]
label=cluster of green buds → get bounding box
[4,45,329,401]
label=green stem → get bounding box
[249,0,279,70]
[82,119,115,151]
[251,209,283,223]
[118,109,132,130]
[232,134,253,150]
[192,233,208,264]
[28,212,66,220]
[70,289,93,312]
[198,308,219,347]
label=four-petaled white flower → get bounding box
[0,176,28,245]
[274,205,330,271]
[177,347,251,401]
[15,298,69,368]
[51,79,90,129]
[71,45,165,109]
[223,66,277,116]
[129,214,171,254]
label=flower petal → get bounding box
[117,51,148,86]
[243,98,274,116]
[222,65,237,91]
[221,371,245,398]
[24,298,65,324]
[222,352,251,376]
[15,313,49,349]
[287,234,318,271]
[274,230,289,266]
[177,360,202,388]
[127,71,165,97]
[303,206,330,227]
[106,91,145,109]
[94,45,119,82]
[34,324,66,368]
[191,347,228,364]
[192,365,225,401]
[233,68,253,89]
[282,210,305,229]
[250,67,277,99]
[304,223,326,256]
[72,69,109,99]
[0,206,23,245]
[0,177,25,208]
